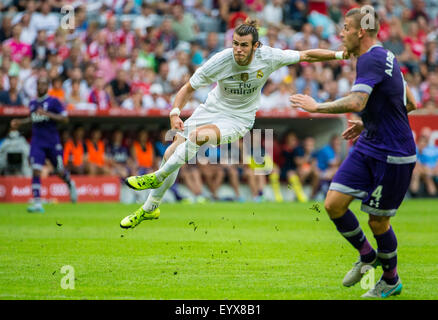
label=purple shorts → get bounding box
[329,149,415,217]
[30,142,64,172]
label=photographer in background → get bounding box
[0,125,31,176]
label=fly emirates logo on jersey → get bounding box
[224,81,258,95]
[223,70,264,95]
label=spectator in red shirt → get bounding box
[87,30,108,62]
[116,18,136,54]
[52,29,70,61]
[403,21,426,60]
[88,72,111,111]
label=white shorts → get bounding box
[177,105,254,145]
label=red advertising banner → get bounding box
[0,176,120,203]
[409,115,438,146]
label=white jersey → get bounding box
[189,45,300,124]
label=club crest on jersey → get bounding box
[240,73,249,82]
[257,70,264,79]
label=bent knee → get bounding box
[324,200,346,217]
[324,192,351,218]
[368,216,390,234]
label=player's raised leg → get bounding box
[325,190,378,287]
[121,134,186,228]
[121,126,220,228]
[125,125,220,191]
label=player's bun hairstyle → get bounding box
[346,6,380,37]
[234,18,260,46]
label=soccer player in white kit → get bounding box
[121,19,347,228]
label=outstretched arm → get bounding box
[10,117,31,130]
[299,49,348,63]
[290,92,369,114]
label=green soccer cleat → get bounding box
[124,173,163,191]
[120,207,160,229]
[361,278,402,298]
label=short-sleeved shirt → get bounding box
[317,144,336,171]
[110,80,131,99]
[417,145,438,169]
[29,95,66,147]
[351,45,416,164]
[189,46,300,125]
[154,141,170,158]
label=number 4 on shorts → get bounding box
[370,185,383,207]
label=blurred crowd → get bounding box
[0,125,349,202]
[0,0,438,200]
[2,125,437,200]
[0,0,436,112]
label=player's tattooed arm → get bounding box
[290,92,369,114]
[316,92,369,113]
[299,49,349,62]
[405,85,417,113]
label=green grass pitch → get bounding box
[1,199,437,300]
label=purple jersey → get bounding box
[351,45,416,164]
[29,95,67,147]
[107,143,129,164]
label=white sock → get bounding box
[155,140,200,182]
[143,167,180,212]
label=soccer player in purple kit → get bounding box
[290,7,418,298]
[11,76,77,213]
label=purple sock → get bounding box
[31,176,41,201]
[374,226,399,285]
[332,209,376,263]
